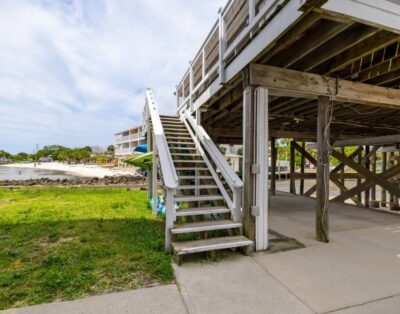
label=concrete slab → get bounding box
[2,285,188,314]
[270,192,400,246]
[174,253,313,314]
[331,294,400,314]
[254,224,400,313]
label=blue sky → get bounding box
[0,0,226,154]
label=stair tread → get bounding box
[173,160,205,163]
[176,206,230,216]
[168,142,196,145]
[179,176,213,179]
[171,153,201,156]
[177,184,218,189]
[174,195,223,202]
[171,220,242,234]
[176,167,208,170]
[172,236,252,255]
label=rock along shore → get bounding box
[0,175,145,187]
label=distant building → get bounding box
[114,125,146,166]
[220,144,242,172]
[91,145,106,155]
[0,156,12,163]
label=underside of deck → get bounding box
[200,9,400,143]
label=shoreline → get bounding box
[0,162,134,178]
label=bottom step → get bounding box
[172,236,252,255]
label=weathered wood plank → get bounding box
[249,63,400,108]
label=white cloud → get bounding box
[0,0,226,153]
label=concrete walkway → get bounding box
[4,193,400,313]
[2,285,188,314]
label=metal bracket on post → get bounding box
[251,206,260,217]
[252,164,260,174]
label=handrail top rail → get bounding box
[145,88,178,190]
[183,111,243,190]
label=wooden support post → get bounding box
[242,78,256,243]
[316,96,331,243]
[381,152,387,207]
[340,147,345,194]
[271,137,277,196]
[390,152,395,204]
[371,150,376,202]
[395,152,400,207]
[357,147,362,202]
[300,142,305,195]
[290,141,296,195]
[364,145,370,207]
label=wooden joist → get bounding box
[249,63,400,109]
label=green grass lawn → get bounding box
[0,187,173,310]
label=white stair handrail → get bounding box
[182,111,243,222]
[145,89,178,252]
[183,111,243,190]
[145,89,178,190]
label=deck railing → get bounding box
[176,0,287,113]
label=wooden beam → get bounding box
[293,173,362,180]
[270,130,316,141]
[333,134,400,147]
[316,96,331,243]
[249,63,400,109]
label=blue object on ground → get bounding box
[149,195,180,215]
[134,144,148,153]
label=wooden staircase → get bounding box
[160,115,252,264]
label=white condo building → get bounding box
[114,125,146,159]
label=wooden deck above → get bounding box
[175,0,400,143]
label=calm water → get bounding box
[0,166,78,181]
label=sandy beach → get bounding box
[1,162,133,178]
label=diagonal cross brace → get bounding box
[332,149,400,202]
